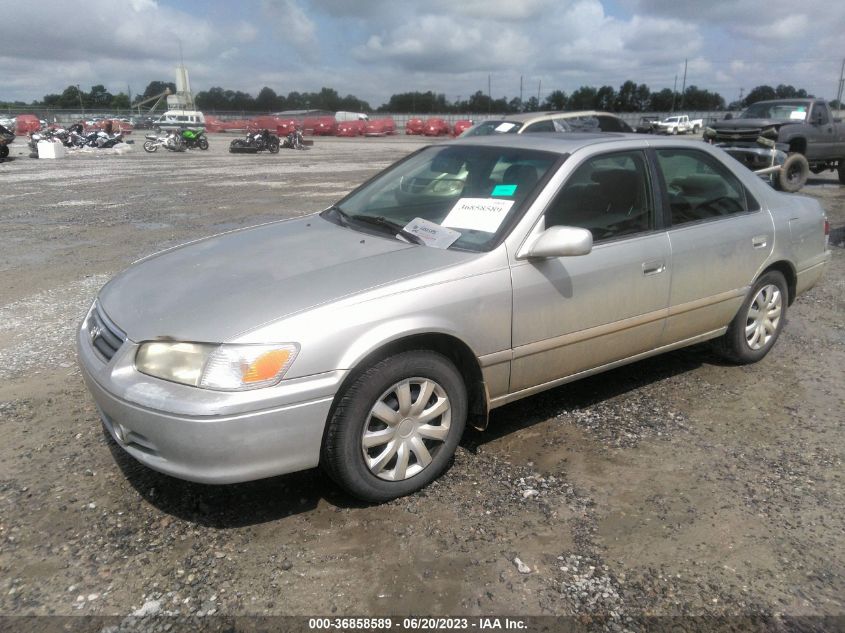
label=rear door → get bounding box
[652,147,774,345]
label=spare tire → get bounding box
[776,153,810,193]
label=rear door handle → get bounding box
[642,260,665,276]
[752,235,768,248]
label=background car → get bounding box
[452,119,473,136]
[337,120,366,136]
[405,118,425,135]
[423,117,450,136]
[460,111,633,136]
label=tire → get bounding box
[143,141,157,153]
[671,127,678,135]
[776,153,809,192]
[0,144,8,159]
[268,140,280,154]
[693,124,701,134]
[716,271,787,364]
[198,138,209,150]
[838,161,845,185]
[321,350,467,502]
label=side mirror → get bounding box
[520,225,593,259]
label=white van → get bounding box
[155,110,206,130]
[335,111,369,122]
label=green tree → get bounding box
[594,85,616,110]
[255,86,281,112]
[142,81,176,100]
[743,85,777,106]
[614,80,638,112]
[543,90,567,110]
[110,93,130,110]
[568,86,597,110]
[650,88,676,111]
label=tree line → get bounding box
[3,80,832,113]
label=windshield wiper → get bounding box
[347,214,425,246]
[323,204,351,226]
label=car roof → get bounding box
[485,110,617,124]
[446,131,714,156]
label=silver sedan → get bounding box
[78,133,831,502]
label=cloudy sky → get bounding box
[3,0,844,106]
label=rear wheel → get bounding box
[716,271,787,364]
[143,141,157,153]
[321,350,467,502]
[268,140,280,153]
[776,153,810,192]
[0,144,8,159]
[838,160,845,184]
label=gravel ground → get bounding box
[0,133,843,632]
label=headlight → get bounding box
[135,342,298,391]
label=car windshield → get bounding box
[460,120,525,136]
[740,102,808,121]
[323,145,560,252]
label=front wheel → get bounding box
[0,144,8,159]
[321,350,467,502]
[268,140,280,153]
[198,138,209,150]
[838,160,845,184]
[143,141,157,153]
[716,270,787,364]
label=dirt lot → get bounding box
[0,133,843,631]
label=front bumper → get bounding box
[77,309,345,484]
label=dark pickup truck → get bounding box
[704,98,844,191]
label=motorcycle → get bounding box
[181,128,209,150]
[282,129,307,150]
[143,130,187,153]
[0,124,14,160]
[229,129,279,153]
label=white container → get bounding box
[37,140,66,159]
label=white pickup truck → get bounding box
[655,114,703,135]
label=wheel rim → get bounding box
[745,284,782,350]
[786,163,803,185]
[362,377,451,481]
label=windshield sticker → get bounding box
[402,218,461,249]
[790,109,807,120]
[442,198,514,233]
[491,184,517,197]
[494,122,517,132]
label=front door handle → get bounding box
[642,260,665,276]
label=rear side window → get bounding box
[523,120,555,133]
[545,150,653,242]
[655,149,753,226]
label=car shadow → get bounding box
[105,429,366,529]
[105,343,728,528]
[462,343,726,449]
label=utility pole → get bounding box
[679,58,688,110]
[77,84,85,115]
[537,79,541,106]
[488,74,492,112]
[836,57,845,107]
[519,75,523,107]
[671,74,677,113]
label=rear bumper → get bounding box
[796,251,832,296]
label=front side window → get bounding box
[326,145,559,251]
[654,148,750,226]
[545,150,653,242]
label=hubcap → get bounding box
[362,377,451,481]
[745,284,782,350]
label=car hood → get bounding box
[711,118,797,130]
[98,215,475,343]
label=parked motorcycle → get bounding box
[0,124,14,160]
[282,129,306,150]
[229,129,279,153]
[143,130,187,153]
[181,128,209,150]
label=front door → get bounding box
[509,149,671,393]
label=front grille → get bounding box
[87,303,126,362]
[712,128,763,143]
